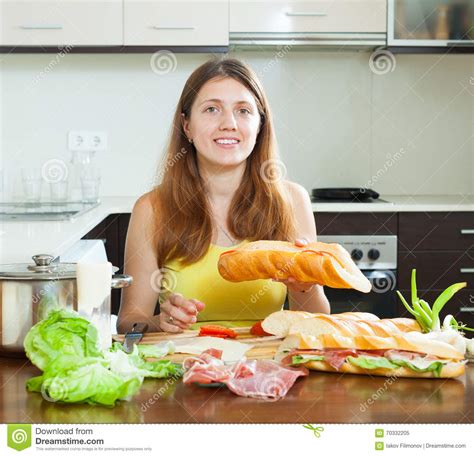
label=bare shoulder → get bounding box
[130,191,157,227]
[283,180,311,205]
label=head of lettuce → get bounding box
[24,309,182,406]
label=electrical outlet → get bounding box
[87,132,107,151]
[68,131,88,151]
[68,131,108,151]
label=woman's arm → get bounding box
[285,182,331,314]
[117,193,205,334]
[117,194,163,333]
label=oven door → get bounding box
[322,270,398,318]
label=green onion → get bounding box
[396,269,468,333]
[396,290,420,319]
[431,282,467,331]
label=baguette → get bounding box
[262,310,380,337]
[217,240,371,293]
[288,315,422,338]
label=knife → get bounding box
[122,322,149,354]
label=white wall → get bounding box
[0,49,473,201]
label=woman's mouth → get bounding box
[214,138,240,148]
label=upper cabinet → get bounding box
[0,0,123,46]
[124,0,229,46]
[230,0,386,34]
[388,0,474,48]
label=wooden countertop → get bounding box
[1,358,472,424]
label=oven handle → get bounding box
[361,270,396,281]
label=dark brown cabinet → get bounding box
[398,212,474,330]
[82,214,131,315]
[315,212,397,236]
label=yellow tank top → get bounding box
[160,240,287,329]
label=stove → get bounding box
[316,234,398,318]
[311,197,393,204]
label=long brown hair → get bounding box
[152,58,297,268]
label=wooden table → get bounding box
[0,358,472,424]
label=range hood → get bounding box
[387,0,474,54]
[229,32,387,51]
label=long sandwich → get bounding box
[276,331,465,378]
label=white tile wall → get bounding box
[0,50,473,200]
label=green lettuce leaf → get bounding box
[24,309,101,371]
[107,343,183,379]
[33,355,143,406]
[347,356,398,370]
[389,358,445,377]
[24,310,182,406]
[291,355,325,365]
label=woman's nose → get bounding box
[219,110,237,130]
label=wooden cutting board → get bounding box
[113,327,283,362]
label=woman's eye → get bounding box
[238,108,251,115]
[205,106,218,113]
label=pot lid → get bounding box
[0,254,80,280]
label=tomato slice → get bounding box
[250,321,272,337]
[198,325,238,339]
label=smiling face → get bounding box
[182,77,262,170]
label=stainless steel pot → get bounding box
[0,254,133,355]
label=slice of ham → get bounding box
[183,349,307,401]
[226,359,308,400]
[323,349,358,370]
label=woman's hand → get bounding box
[159,293,205,333]
[272,238,317,293]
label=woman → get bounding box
[117,58,330,334]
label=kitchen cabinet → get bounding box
[398,212,474,330]
[0,0,123,46]
[230,0,387,34]
[82,214,124,315]
[124,0,229,46]
[315,212,397,235]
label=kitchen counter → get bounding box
[1,194,473,264]
[1,358,472,424]
[0,197,136,264]
[311,194,474,213]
